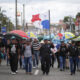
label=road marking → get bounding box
[34,70,39,75]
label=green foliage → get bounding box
[63,16,70,22]
[76,12,80,18]
[0,12,14,32]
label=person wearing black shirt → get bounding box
[7,36,20,75]
[40,39,51,75]
[48,40,54,68]
[59,41,67,71]
[68,41,79,75]
[0,37,4,65]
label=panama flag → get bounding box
[61,28,65,40]
[31,11,50,29]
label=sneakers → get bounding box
[11,72,16,75]
[33,67,36,69]
[16,70,18,73]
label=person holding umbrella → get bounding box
[7,36,20,75]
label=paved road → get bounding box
[0,60,80,80]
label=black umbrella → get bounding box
[4,33,23,40]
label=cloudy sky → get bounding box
[0,0,80,25]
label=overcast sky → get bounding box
[0,0,80,25]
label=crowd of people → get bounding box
[0,36,80,76]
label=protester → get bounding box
[23,39,33,75]
[59,41,68,71]
[6,39,11,66]
[55,43,60,68]
[32,38,41,68]
[68,41,79,75]
[76,41,80,71]
[48,40,54,68]
[0,37,5,65]
[7,36,20,75]
[40,39,51,75]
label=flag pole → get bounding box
[49,10,51,40]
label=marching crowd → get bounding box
[0,36,80,76]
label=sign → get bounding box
[1,27,6,33]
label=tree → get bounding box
[63,16,70,22]
[0,12,14,32]
[76,12,80,18]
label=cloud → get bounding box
[0,0,80,4]
[0,0,80,25]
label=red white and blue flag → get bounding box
[31,11,50,30]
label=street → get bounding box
[0,60,80,80]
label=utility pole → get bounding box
[49,10,51,40]
[23,4,25,31]
[15,0,17,30]
[0,7,1,33]
[21,12,23,30]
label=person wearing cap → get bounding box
[0,37,4,65]
[77,41,80,71]
[22,39,33,75]
[32,38,41,68]
[59,41,68,71]
[7,36,20,75]
[68,41,79,75]
[40,39,51,75]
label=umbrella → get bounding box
[26,32,36,38]
[73,36,80,41]
[10,30,29,38]
[43,35,50,40]
[65,32,75,39]
[4,33,23,40]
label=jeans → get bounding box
[24,57,32,72]
[33,50,39,67]
[6,56,10,66]
[59,56,66,70]
[69,57,77,74]
[76,57,80,70]
[22,56,25,69]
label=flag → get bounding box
[31,14,41,22]
[61,28,65,40]
[31,11,50,30]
